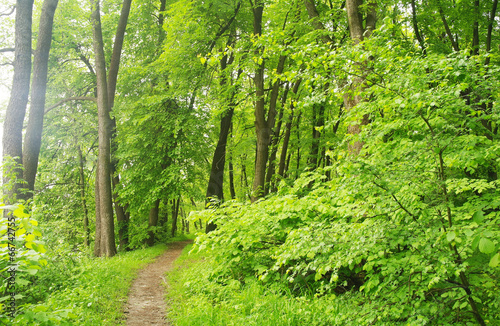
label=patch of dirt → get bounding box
[124,241,192,326]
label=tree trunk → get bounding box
[22,0,59,201]
[266,85,290,193]
[344,0,376,155]
[205,53,236,232]
[91,0,116,257]
[308,103,325,169]
[277,79,301,180]
[2,0,34,203]
[304,0,333,43]
[171,198,180,237]
[93,164,101,256]
[228,145,236,199]
[77,144,90,247]
[146,199,160,247]
[251,1,269,202]
[107,0,132,250]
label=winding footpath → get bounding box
[124,241,191,326]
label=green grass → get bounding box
[165,245,349,326]
[14,244,167,325]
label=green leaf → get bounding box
[478,238,495,254]
[446,231,455,242]
[489,253,500,268]
[472,211,484,223]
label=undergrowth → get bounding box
[166,244,355,326]
[12,244,166,325]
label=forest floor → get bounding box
[124,240,192,326]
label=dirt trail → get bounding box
[124,241,191,326]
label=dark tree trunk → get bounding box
[266,85,290,193]
[308,103,325,169]
[146,199,160,247]
[171,198,180,237]
[205,53,236,232]
[277,79,301,180]
[91,0,116,257]
[22,0,59,201]
[410,0,426,54]
[228,146,236,199]
[485,0,498,65]
[2,0,34,203]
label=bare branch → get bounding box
[45,96,96,114]
[0,5,15,17]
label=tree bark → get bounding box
[146,199,160,247]
[308,103,325,169]
[410,0,426,54]
[485,0,498,65]
[251,0,269,202]
[171,198,180,237]
[77,144,90,247]
[91,0,116,257]
[228,143,236,199]
[22,0,59,201]
[107,0,132,249]
[93,164,101,256]
[2,0,34,203]
[344,0,376,155]
[304,0,333,43]
[277,79,301,180]
[205,49,240,231]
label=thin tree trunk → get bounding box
[485,0,498,65]
[2,0,34,203]
[91,0,116,257]
[228,146,236,199]
[437,1,459,52]
[278,79,301,180]
[146,199,160,247]
[263,55,287,194]
[77,145,90,247]
[308,103,325,169]
[93,164,101,256]
[22,0,59,200]
[171,198,180,237]
[472,0,480,56]
[410,0,426,54]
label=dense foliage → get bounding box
[1,0,499,324]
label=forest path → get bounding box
[124,240,192,326]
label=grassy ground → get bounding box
[165,244,349,326]
[13,244,168,325]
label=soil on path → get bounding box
[124,240,191,326]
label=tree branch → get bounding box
[45,96,96,114]
[0,5,15,17]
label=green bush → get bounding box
[189,51,500,325]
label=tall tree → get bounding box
[91,0,116,257]
[343,0,376,155]
[22,0,59,200]
[2,0,34,203]
[250,0,268,202]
